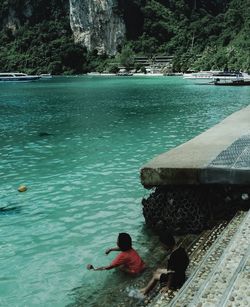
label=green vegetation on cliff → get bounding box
[0,0,90,74]
[120,0,250,71]
[0,0,249,73]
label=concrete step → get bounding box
[221,251,250,307]
[151,211,248,307]
[146,219,229,306]
[142,221,228,307]
[186,210,250,306]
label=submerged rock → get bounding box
[0,206,21,215]
[38,132,53,137]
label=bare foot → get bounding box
[160,286,169,293]
[128,288,146,300]
[140,288,147,296]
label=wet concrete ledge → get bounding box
[141,105,250,187]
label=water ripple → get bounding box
[0,76,249,306]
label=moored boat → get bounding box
[212,71,244,82]
[183,71,215,81]
[0,72,41,82]
[183,71,220,84]
[184,71,250,84]
[116,72,133,76]
[214,79,250,86]
[40,73,52,79]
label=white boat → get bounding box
[213,72,250,85]
[40,73,52,79]
[183,71,217,83]
[116,72,133,76]
[184,71,249,84]
[134,73,164,76]
[0,72,41,82]
[212,72,244,82]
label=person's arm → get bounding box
[87,264,110,271]
[87,263,123,271]
[87,253,126,272]
[105,247,120,255]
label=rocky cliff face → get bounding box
[0,0,69,32]
[69,0,126,55]
[1,1,33,33]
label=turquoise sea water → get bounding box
[0,76,249,306]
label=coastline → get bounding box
[86,72,183,77]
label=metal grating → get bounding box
[209,134,250,169]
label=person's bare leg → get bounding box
[140,271,161,295]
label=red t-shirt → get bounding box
[107,248,145,274]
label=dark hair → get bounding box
[159,232,175,247]
[117,233,132,251]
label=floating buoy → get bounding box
[18,185,27,192]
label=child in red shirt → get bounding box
[87,233,145,274]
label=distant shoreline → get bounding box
[86,72,183,77]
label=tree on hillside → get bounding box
[119,46,135,70]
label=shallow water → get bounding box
[0,76,249,306]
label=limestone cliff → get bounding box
[69,0,126,55]
[1,1,33,33]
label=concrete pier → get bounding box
[140,106,250,233]
[141,105,250,187]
